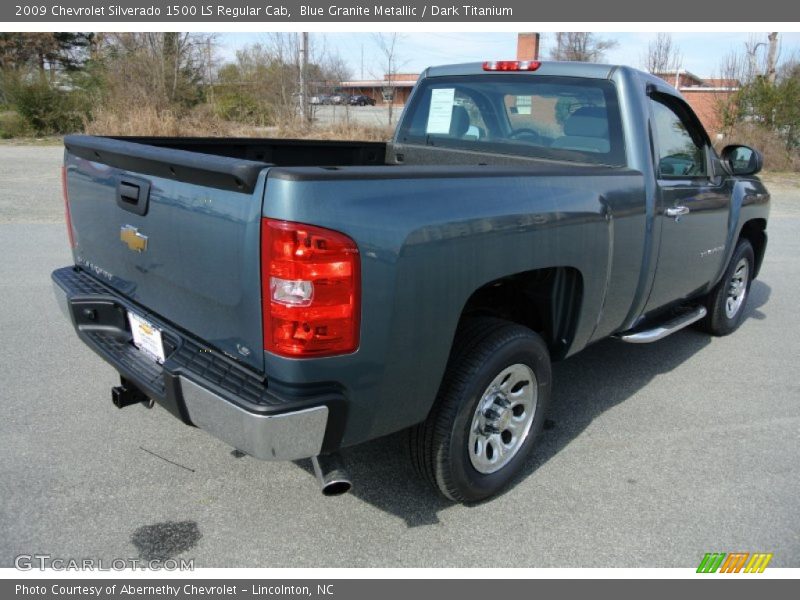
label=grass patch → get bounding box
[81,105,393,142]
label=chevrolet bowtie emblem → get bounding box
[120,225,148,252]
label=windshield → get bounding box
[397,74,625,166]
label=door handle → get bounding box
[665,206,690,218]
[118,183,140,204]
[116,177,150,216]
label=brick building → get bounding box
[338,72,419,106]
[654,71,740,137]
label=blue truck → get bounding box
[53,61,769,502]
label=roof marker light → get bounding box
[482,61,541,72]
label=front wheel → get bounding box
[410,318,552,503]
[698,238,755,336]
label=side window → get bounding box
[650,98,707,177]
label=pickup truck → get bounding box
[52,60,769,503]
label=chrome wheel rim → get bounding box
[469,363,537,474]
[725,258,749,319]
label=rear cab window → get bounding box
[397,74,626,166]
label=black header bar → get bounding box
[4,0,799,22]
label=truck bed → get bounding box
[64,135,388,194]
[113,136,388,166]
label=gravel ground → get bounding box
[0,144,63,223]
[0,145,798,568]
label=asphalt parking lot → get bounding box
[312,104,399,128]
[1,145,798,568]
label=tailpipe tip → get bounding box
[311,453,352,496]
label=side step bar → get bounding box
[617,306,707,344]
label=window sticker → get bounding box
[426,88,456,134]
[516,95,532,115]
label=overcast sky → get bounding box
[219,31,800,79]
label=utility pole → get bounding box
[299,32,309,124]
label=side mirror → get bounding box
[721,144,763,176]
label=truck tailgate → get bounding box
[63,135,269,372]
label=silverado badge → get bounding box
[120,225,148,253]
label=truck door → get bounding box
[644,93,730,313]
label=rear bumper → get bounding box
[52,266,341,461]
[180,378,328,462]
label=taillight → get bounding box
[61,165,76,248]
[261,218,360,357]
[482,60,541,71]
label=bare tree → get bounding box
[321,52,354,125]
[549,32,618,63]
[641,33,682,74]
[372,33,403,126]
[717,49,748,86]
[777,52,799,81]
[766,32,779,84]
[712,49,748,134]
[723,32,780,85]
[98,33,216,113]
[266,33,304,123]
[744,34,769,83]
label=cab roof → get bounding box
[423,61,619,80]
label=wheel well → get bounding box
[739,219,767,278]
[458,267,583,360]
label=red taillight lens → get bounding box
[61,165,76,248]
[482,60,541,71]
[261,218,360,357]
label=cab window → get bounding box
[397,74,625,166]
[650,97,708,177]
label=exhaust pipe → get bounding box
[311,453,352,496]
[111,380,151,409]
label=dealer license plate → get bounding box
[127,311,165,363]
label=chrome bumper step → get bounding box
[616,306,707,344]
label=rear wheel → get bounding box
[698,239,754,336]
[410,318,552,502]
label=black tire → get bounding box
[410,318,552,503]
[698,238,755,336]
